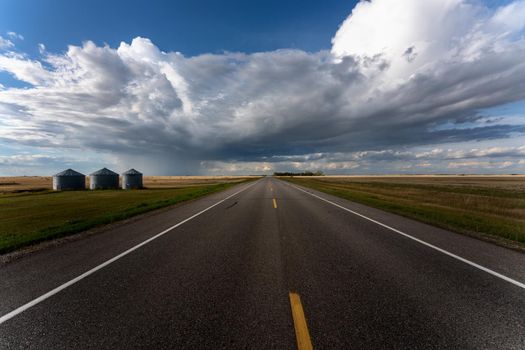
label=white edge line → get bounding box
[287,181,525,291]
[0,180,259,325]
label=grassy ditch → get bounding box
[0,180,252,254]
[282,176,525,247]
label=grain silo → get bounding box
[121,168,143,189]
[89,168,119,190]
[53,169,85,190]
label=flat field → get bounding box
[282,175,525,249]
[0,175,257,193]
[0,176,257,254]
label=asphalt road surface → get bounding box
[1,177,525,349]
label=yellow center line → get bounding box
[289,292,313,350]
[273,198,277,209]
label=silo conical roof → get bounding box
[122,168,142,175]
[53,168,85,177]
[90,167,118,176]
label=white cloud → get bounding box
[0,1,524,174]
[332,0,479,79]
[448,161,492,168]
[447,160,514,169]
[331,0,525,83]
[491,0,525,32]
[0,53,52,85]
[0,154,56,165]
[0,36,14,50]
[6,32,24,41]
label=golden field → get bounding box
[0,176,257,193]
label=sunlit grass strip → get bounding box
[0,181,252,254]
[283,177,525,247]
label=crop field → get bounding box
[0,176,258,193]
[0,176,257,254]
[282,175,525,249]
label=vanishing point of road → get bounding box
[1,177,525,349]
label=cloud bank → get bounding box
[0,0,524,174]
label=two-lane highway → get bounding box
[1,177,525,349]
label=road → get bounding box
[1,177,525,349]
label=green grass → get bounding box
[0,181,251,254]
[282,177,525,247]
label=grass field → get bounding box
[282,175,525,248]
[0,176,256,254]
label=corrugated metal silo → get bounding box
[89,168,119,190]
[121,168,143,189]
[53,169,85,190]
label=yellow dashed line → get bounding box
[273,198,277,209]
[289,292,313,350]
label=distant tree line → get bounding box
[273,171,324,176]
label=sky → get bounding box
[0,0,524,175]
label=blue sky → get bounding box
[0,0,524,175]
[0,0,357,55]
